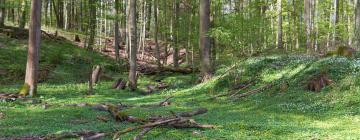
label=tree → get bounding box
[355,0,360,47]
[199,0,213,82]
[87,0,97,49]
[19,0,28,29]
[304,0,311,51]
[172,0,179,68]
[277,0,283,49]
[25,0,42,97]
[0,0,5,27]
[114,0,121,61]
[128,0,137,91]
[154,0,161,69]
[331,0,339,47]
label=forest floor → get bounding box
[0,31,360,139]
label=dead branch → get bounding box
[133,127,155,140]
[113,108,213,139]
[159,96,174,106]
[113,118,181,139]
[233,83,273,99]
[210,80,256,99]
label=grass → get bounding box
[1,34,360,139]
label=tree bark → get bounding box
[332,0,339,48]
[114,0,121,61]
[25,0,42,97]
[128,0,137,91]
[154,0,161,69]
[19,0,27,29]
[304,0,311,51]
[88,0,97,50]
[277,0,283,49]
[0,0,5,27]
[199,0,213,82]
[355,0,360,47]
[172,0,179,68]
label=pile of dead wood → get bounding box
[0,93,21,102]
[113,108,215,140]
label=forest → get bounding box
[0,0,360,139]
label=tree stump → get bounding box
[74,35,81,42]
[92,65,102,85]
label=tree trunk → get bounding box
[91,65,102,85]
[19,0,27,29]
[199,0,213,82]
[355,0,360,47]
[172,0,179,68]
[0,0,5,27]
[25,0,42,97]
[332,0,339,48]
[88,0,97,50]
[154,0,161,69]
[277,0,283,49]
[304,0,311,51]
[128,0,137,91]
[114,0,121,61]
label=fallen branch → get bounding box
[233,83,274,99]
[159,96,174,106]
[113,118,181,138]
[133,127,155,140]
[113,108,214,139]
[210,79,256,99]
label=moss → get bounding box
[18,83,30,96]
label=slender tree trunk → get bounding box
[0,0,5,27]
[355,0,360,47]
[332,0,339,47]
[19,0,27,29]
[25,0,42,97]
[88,0,96,50]
[128,0,137,91]
[146,0,152,36]
[172,0,179,68]
[304,0,311,52]
[277,0,283,49]
[114,0,121,61]
[154,0,161,69]
[199,0,213,82]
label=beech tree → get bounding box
[199,0,212,81]
[355,0,360,47]
[277,0,283,49]
[0,0,5,27]
[24,0,42,97]
[128,0,137,91]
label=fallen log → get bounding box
[140,66,195,75]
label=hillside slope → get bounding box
[0,33,359,139]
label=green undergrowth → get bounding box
[1,35,360,139]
